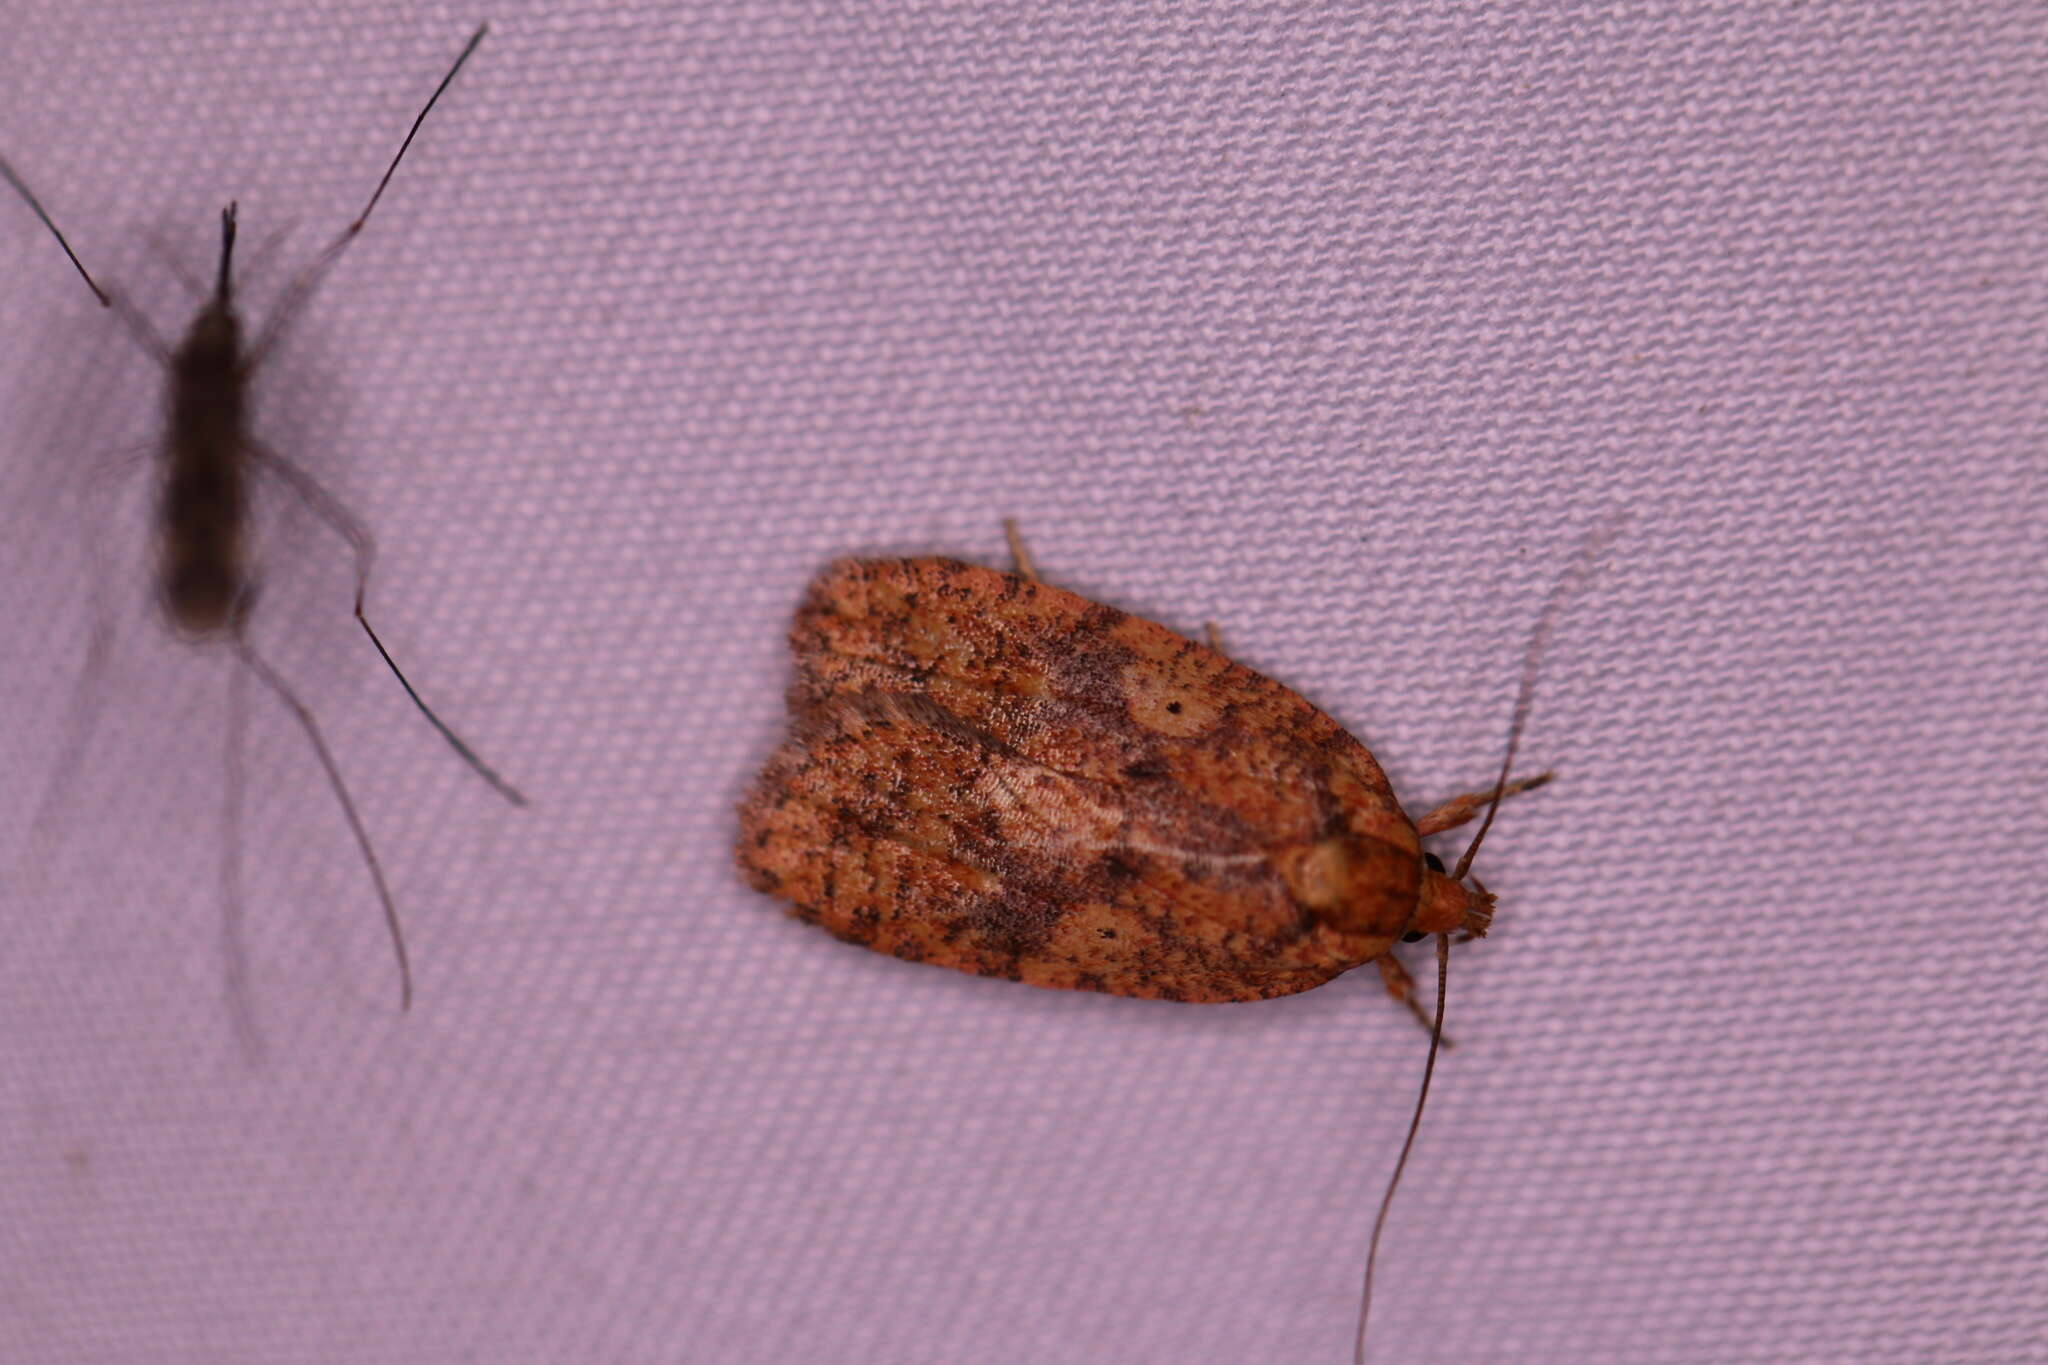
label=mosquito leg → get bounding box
[24,486,127,869]
[24,615,114,871]
[247,439,525,806]
[1,156,111,305]
[3,156,169,359]
[248,25,489,368]
[219,650,266,1062]
[232,635,412,1011]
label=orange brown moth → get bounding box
[739,522,1603,1362]
[737,528,1542,1015]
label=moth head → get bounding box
[1407,849,1495,942]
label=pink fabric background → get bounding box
[4,4,2040,1362]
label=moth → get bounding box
[736,529,1545,1020]
[737,524,1599,1362]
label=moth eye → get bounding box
[1402,931,1427,944]
[1423,852,1445,874]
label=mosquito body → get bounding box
[162,206,254,639]
[5,24,516,1012]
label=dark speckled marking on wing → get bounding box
[738,557,1433,1001]
[797,560,1419,852]
[741,560,1441,998]
[787,560,1393,811]
[745,560,1449,998]
[738,688,1348,1000]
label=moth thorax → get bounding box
[1413,868,1495,939]
[1275,833,1416,941]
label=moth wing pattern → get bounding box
[738,558,1430,1002]
[788,558,1391,802]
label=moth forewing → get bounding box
[738,556,1504,1003]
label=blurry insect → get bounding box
[3,24,520,1011]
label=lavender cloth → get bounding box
[3,5,2040,1362]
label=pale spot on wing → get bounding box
[973,752,1266,871]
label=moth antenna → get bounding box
[252,24,489,364]
[233,638,413,1011]
[0,157,112,306]
[1450,516,1622,883]
[1356,932,1450,1364]
[1358,520,1619,1356]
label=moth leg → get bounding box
[1002,518,1039,580]
[1204,622,1226,653]
[1377,953,1454,1046]
[1413,772,1553,835]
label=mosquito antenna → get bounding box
[1,157,111,306]
[1355,932,1450,1364]
[1451,516,1622,884]
[233,638,413,1011]
[252,24,489,362]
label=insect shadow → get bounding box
[3,24,520,1019]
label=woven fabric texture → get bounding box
[3,4,2041,1362]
